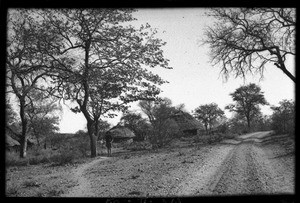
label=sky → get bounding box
[58,8,295,133]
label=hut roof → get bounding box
[6,134,20,147]
[171,111,203,131]
[109,126,135,138]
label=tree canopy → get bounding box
[193,103,224,134]
[6,8,171,158]
[204,8,295,82]
[225,83,268,131]
[119,111,150,141]
[35,9,170,157]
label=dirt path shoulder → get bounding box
[61,157,109,197]
[60,132,294,197]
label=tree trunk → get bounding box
[19,97,28,158]
[95,119,99,138]
[20,135,27,158]
[90,134,97,158]
[35,132,40,146]
[204,124,208,135]
[87,122,97,158]
[246,117,251,132]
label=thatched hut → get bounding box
[6,127,37,151]
[108,126,136,143]
[6,134,20,152]
[171,111,204,136]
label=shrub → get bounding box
[76,140,89,157]
[6,150,29,167]
[271,99,295,135]
[47,188,63,197]
[149,119,180,149]
[49,149,76,166]
[194,134,224,145]
[28,155,50,165]
[125,141,152,151]
[26,148,52,165]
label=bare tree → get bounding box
[203,8,295,82]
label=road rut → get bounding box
[61,131,294,197]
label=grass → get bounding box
[6,132,239,168]
[6,144,88,167]
[6,183,20,196]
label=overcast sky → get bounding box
[59,8,295,133]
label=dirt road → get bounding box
[62,131,294,197]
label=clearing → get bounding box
[6,131,294,197]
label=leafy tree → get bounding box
[227,113,248,134]
[193,103,224,134]
[271,99,295,135]
[39,9,170,157]
[6,10,58,158]
[139,98,180,147]
[119,111,150,141]
[26,89,61,147]
[225,83,268,131]
[204,8,295,82]
[252,114,272,132]
[84,120,111,139]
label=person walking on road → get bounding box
[105,131,113,157]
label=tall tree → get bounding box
[225,83,268,131]
[193,103,224,134]
[6,10,58,158]
[204,8,295,82]
[41,9,171,157]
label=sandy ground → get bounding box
[6,131,294,197]
[63,131,295,197]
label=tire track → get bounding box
[211,143,265,195]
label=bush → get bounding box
[149,119,180,149]
[124,141,152,151]
[76,140,90,157]
[6,150,29,167]
[49,149,76,166]
[6,148,58,167]
[194,134,223,145]
[47,188,64,197]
